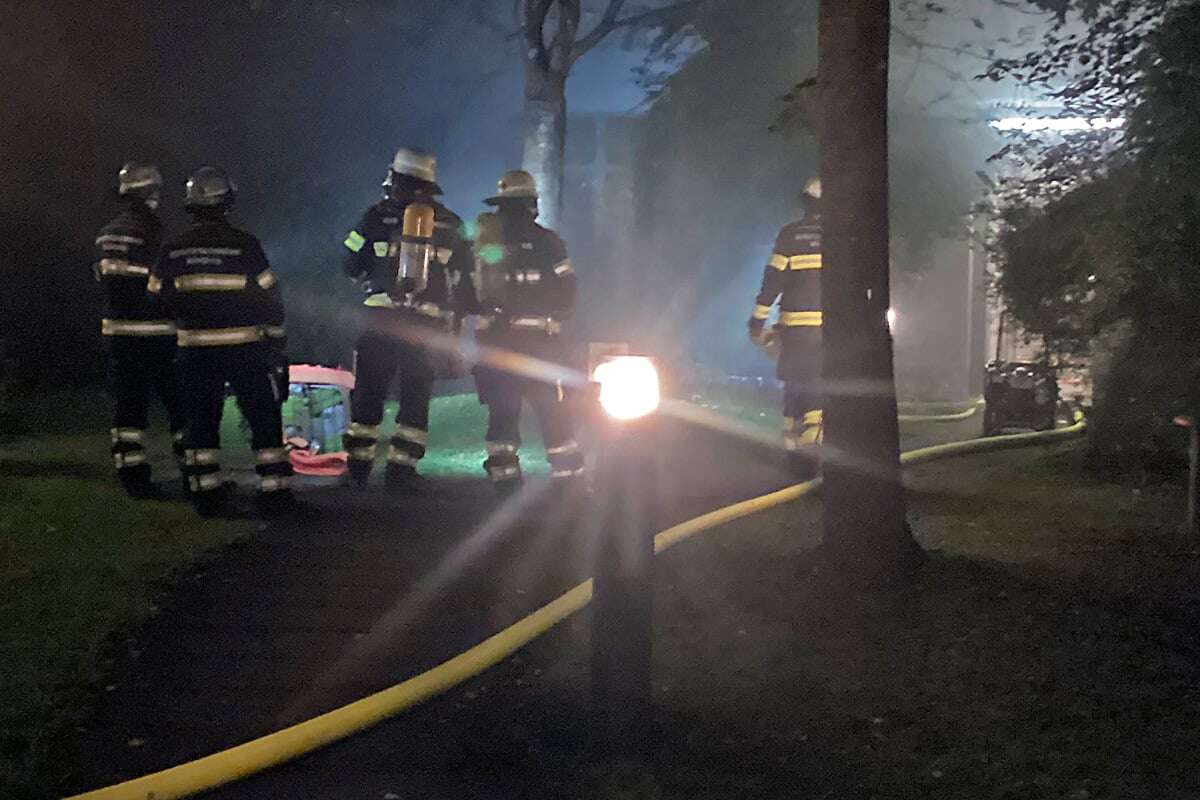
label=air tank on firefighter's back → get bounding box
[473,211,508,311]
[394,202,435,297]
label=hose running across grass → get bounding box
[897,398,983,424]
[66,417,1085,800]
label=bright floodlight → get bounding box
[594,356,660,421]
[989,116,1124,133]
[886,307,898,331]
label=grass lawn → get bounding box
[685,383,980,436]
[0,388,552,798]
[379,442,1200,800]
[640,443,1197,799]
[0,395,251,799]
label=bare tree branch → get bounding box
[571,0,626,57]
[523,0,555,68]
[547,0,583,72]
[570,0,706,63]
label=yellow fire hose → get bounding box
[897,398,983,424]
[67,416,1085,800]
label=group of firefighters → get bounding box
[95,147,824,517]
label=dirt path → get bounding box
[68,415,979,795]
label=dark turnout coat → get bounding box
[752,213,823,381]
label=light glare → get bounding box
[989,116,1125,133]
[594,356,660,421]
[886,307,898,331]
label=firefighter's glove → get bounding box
[760,329,782,359]
[747,318,767,345]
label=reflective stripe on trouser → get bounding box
[189,471,224,493]
[110,427,148,472]
[782,410,820,448]
[546,438,584,479]
[345,422,380,463]
[388,424,428,467]
[484,441,521,483]
[387,442,424,467]
[800,409,823,445]
[783,412,823,449]
[783,417,803,452]
[255,447,293,493]
[183,448,223,493]
[112,449,147,469]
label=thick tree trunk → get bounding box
[522,62,568,232]
[818,0,921,582]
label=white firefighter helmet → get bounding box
[391,148,437,184]
[803,177,822,199]
[384,147,441,196]
[485,169,538,206]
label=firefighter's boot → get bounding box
[120,467,163,500]
[485,442,523,499]
[384,463,426,494]
[193,482,235,518]
[788,409,824,481]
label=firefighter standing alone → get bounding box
[749,178,825,479]
[473,170,584,495]
[95,163,186,499]
[341,148,476,490]
[151,167,295,517]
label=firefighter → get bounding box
[472,170,584,495]
[95,162,186,499]
[151,166,295,517]
[341,148,476,490]
[749,178,824,479]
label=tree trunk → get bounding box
[522,62,568,232]
[818,0,921,583]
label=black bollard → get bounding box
[588,356,661,757]
[591,418,656,754]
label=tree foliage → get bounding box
[991,0,1200,474]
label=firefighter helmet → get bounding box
[383,148,442,197]
[485,170,538,206]
[184,166,237,210]
[118,162,162,205]
[392,148,437,182]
